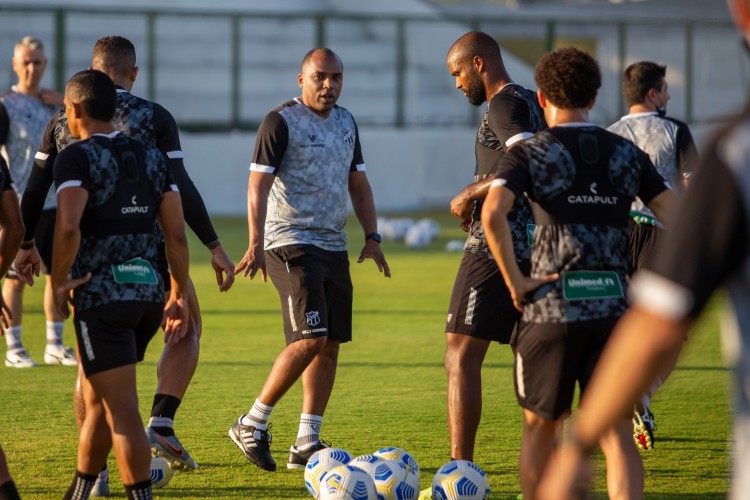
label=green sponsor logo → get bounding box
[562,271,623,301]
[111,257,158,285]
[629,210,657,226]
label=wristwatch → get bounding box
[365,232,382,244]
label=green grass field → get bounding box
[0,215,731,499]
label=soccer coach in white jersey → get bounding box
[230,48,390,473]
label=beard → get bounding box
[465,72,486,106]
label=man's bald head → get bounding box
[446,31,509,106]
[300,48,343,73]
[447,31,503,67]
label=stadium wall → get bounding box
[182,127,477,214]
[182,121,718,215]
[0,2,740,214]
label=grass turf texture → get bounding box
[0,214,730,498]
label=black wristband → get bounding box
[19,239,35,250]
[365,232,381,243]
[206,239,221,250]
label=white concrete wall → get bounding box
[182,121,723,216]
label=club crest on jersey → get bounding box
[342,129,354,148]
[306,311,321,326]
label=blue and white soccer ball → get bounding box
[149,456,174,489]
[404,224,431,249]
[304,447,353,498]
[431,460,490,500]
[318,464,377,500]
[404,218,440,249]
[348,454,386,476]
[372,447,420,484]
[369,459,420,500]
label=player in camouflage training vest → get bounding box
[538,4,750,497]
[15,37,231,486]
[481,47,675,500]
[53,70,189,500]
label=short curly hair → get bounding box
[534,47,601,109]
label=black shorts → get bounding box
[628,219,664,275]
[445,250,529,344]
[6,208,56,279]
[266,244,353,345]
[513,317,618,420]
[74,301,163,377]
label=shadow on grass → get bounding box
[201,308,448,316]
[641,495,727,499]
[675,365,730,372]
[152,485,313,498]
[142,360,515,369]
[651,436,727,445]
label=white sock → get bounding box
[46,321,65,347]
[295,413,323,447]
[241,398,274,430]
[4,325,22,351]
[642,377,663,410]
[148,416,173,429]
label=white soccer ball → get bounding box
[381,218,415,242]
[372,447,420,484]
[304,447,353,498]
[404,224,431,249]
[444,239,465,252]
[149,456,174,489]
[348,454,386,476]
[369,459,420,500]
[416,218,440,240]
[431,460,490,500]
[318,464,377,500]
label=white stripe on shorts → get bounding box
[288,295,298,332]
[465,287,477,325]
[516,352,526,399]
[80,320,96,361]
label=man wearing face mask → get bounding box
[607,61,699,452]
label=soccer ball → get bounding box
[318,464,377,500]
[304,447,353,498]
[369,459,420,500]
[431,460,490,500]
[404,224,431,249]
[149,456,174,489]
[372,447,420,483]
[348,454,386,475]
[404,219,439,249]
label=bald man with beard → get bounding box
[443,31,546,463]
